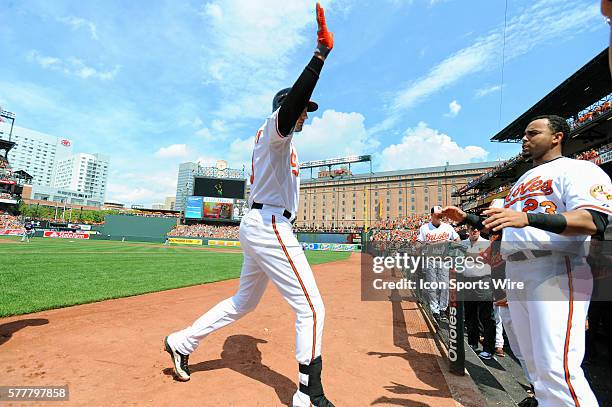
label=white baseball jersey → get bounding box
[248,109,300,215]
[501,156,612,255]
[461,236,491,278]
[417,221,459,243]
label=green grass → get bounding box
[0,237,351,317]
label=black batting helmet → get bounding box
[272,87,318,113]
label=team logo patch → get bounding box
[590,184,612,201]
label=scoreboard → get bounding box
[193,177,246,200]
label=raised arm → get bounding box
[277,3,334,136]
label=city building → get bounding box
[295,161,497,229]
[53,153,109,201]
[0,123,110,207]
[0,125,73,187]
[164,196,176,210]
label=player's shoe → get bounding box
[495,347,505,357]
[517,396,538,407]
[478,351,493,360]
[164,336,190,381]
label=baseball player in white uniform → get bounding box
[443,115,611,407]
[164,4,335,407]
[417,206,460,322]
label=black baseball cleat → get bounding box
[164,336,190,381]
[298,356,335,407]
[517,396,538,407]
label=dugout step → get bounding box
[463,337,532,407]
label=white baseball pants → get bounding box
[506,254,597,407]
[424,266,449,314]
[168,206,325,402]
[497,304,532,384]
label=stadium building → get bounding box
[296,161,497,229]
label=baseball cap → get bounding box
[430,205,442,214]
[272,87,318,113]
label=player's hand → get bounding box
[440,206,466,223]
[315,2,333,59]
[482,208,529,232]
[494,297,508,307]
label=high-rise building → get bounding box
[0,123,110,207]
[0,125,73,186]
[53,153,109,200]
[175,162,199,212]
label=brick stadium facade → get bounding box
[295,161,497,229]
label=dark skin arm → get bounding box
[481,207,598,235]
[441,205,600,235]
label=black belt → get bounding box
[251,202,293,223]
[507,250,552,262]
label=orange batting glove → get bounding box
[315,2,334,58]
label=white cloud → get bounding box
[155,144,190,158]
[57,16,98,40]
[475,84,502,98]
[379,122,488,171]
[227,136,255,169]
[27,51,119,80]
[106,170,179,205]
[107,184,158,204]
[195,119,229,142]
[294,109,378,162]
[445,100,461,117]
[200,0,332,120]
[373,0,600,132]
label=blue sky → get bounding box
[0,0,608,205]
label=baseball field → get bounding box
[0,237,350,317]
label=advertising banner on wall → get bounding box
[208,240,241,247]
[43,231,90,239]
[168,238,202,245]
[0,229,24,236]
[300,242,360,252]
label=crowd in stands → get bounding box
[0,192,16,200]
[570,100,612,130]
[369,214,435,243]
[169,224,240,239]
[0,213,22,230]
[575,142,612,163]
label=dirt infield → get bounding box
[0,253,462,406]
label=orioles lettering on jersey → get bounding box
[504,175,554,207]
[291,147,299,176]
[425,232,450,242]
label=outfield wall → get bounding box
[100,215,178,243]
